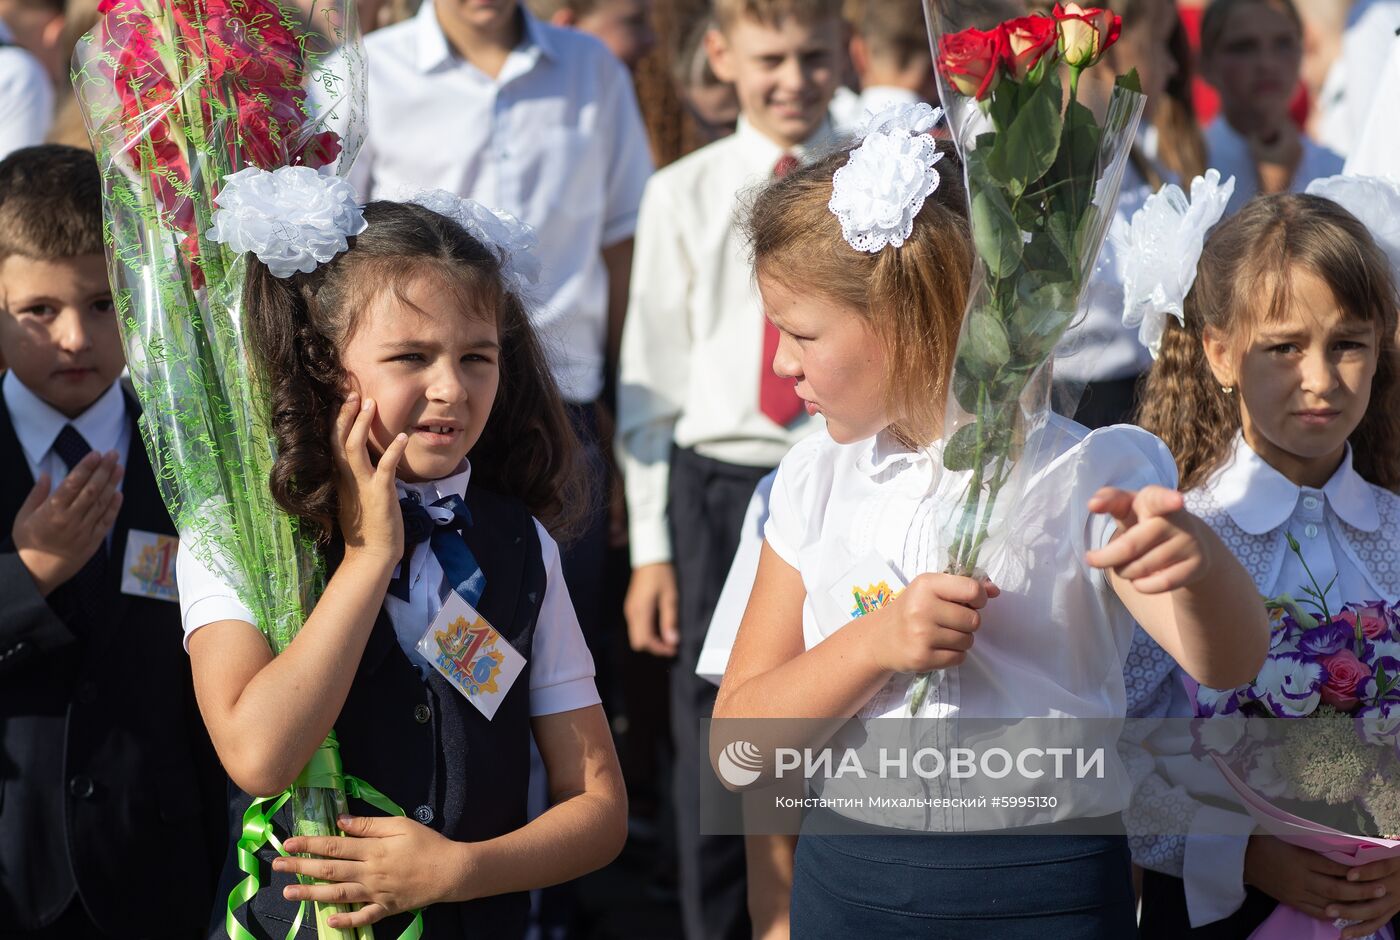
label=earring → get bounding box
[1221,385,1234,394]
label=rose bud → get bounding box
[1004,15,1059,81]
[1053,2,1122,69]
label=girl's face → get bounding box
[1204,268,1378,489]
[1102,4,1176,122]
[339,272,501,483]
[1201,2,1302,125]
[758,273,890,444]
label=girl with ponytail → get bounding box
[1125,186,1400,939]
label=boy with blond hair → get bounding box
[616,1,843,935]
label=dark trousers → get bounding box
[1138,868,1277,939]
[791,813,1137,939]
[668,447,770,940]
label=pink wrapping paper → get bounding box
[1211,757,1400,940]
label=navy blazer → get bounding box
[0,387,226,935]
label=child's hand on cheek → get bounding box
[333,395,410,567]
[1085,485,1210,594]
[275,815,467,928]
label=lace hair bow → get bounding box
[206,166,367,279]
[828,101,946,253]
[401,189,542,294]
[1304,175,1400,284]
[1114,168,1236,359]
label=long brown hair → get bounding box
[1138,193,1400,491]
[243,201,588,543]
[743,141,973,446]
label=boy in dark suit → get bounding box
[0,145,224,939]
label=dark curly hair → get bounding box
[1139,193,1400,492]
[243,200,589,544]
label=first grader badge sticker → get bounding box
[417,590,526,721]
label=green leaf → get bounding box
[984,67,1064,191]
[1116,68,1142,94]
[971,187,1023,279]
[962,307,1012,380]
[942,419,1013,473]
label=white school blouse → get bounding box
[175,462,601,718]
[762,417,1177,827]
[348,1,654,404]
[615,117,835,567]
[1205,119,1345,218]
[1124,433,1400,926]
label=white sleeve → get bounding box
[0,50,53,160]
[616,175,691,567]
[1344,35,1400,178]
[175,539,256,650]
[1079,425,1180,554]
[697,471,777,685]
[528,519,602,716]
[598,54,653,247]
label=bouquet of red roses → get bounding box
[907,1,1145,713]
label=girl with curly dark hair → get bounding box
[177,199,624,939]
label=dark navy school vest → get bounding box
[218,486,547,939]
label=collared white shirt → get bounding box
[175,462,600,717]
[348,1,653,404]
[762,417,1177,827]
[615,117,836,566]
[2,372,129,487]
[1205,119,1345,217]
[1318,0,1400,158]
[1124,433,1400,926]
[1345,34,1400,179]
[0,19,52,161]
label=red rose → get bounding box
[1320,649,1372,711]
[1003,15,1058,81]
[1053,2,1121,69]
[938,26,1006,101]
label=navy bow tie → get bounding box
[388,493,485,606]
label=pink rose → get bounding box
[1320,649,1372,711]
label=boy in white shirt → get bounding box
[350,0,653,699]
[829,0,936,133]
[615,0,842,935]
[525,0,655,70]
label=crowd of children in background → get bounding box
[2,0,1400,937]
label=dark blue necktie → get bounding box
[389,493,486,607]
[51,424,108,609]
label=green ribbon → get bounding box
[226,733,426,940]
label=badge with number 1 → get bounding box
[416,591,526,720]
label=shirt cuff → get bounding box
[628,520,672,568]
[1183,804,1257,927]
[182,594,255,650]
[529,675,602,717]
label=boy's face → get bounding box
[707,14,842,149]
[435,0,519,37]
[0,253,123,418]
[574,0,655,69]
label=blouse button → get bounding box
[1304,523,1320,539]
[413,704,432,724]
[413,804,435,825]
[1303,496,1321,511]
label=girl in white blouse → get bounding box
[710,114,1268,937]
[1126,192,1400,939]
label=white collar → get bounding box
[1209,432,1380,535]
[395,460,473,506]
[733,115,839,172]
[414,0,555,75]
[2,372,125,470]
[854,427,936,479]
